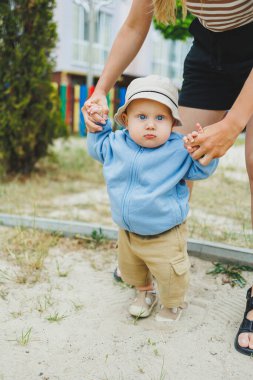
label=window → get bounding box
[151,32,171,77]
[152,30,192,87]
[93,11,112,64]
[72,4,112,66]
[73,3,89,41]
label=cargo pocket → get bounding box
[168,257,191,300]
[172,258,190,276]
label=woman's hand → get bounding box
[184,119,241,165]
[81,91,109,132]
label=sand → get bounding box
[0,225,252,380]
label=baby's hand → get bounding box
[183,123,204,144]
[183,123,204,153]
[82,97,109,132]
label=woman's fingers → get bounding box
[82,96,109,130]
[81,105,104,132]
[88,105,103,115]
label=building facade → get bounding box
[53,0,192,133]
[53,0,192,87]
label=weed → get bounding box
[138,366,145,374]
[10,311,23,318]
[46,312,67,323]
[71,300,84,312]
[207,262,253,288]
[147,338,160,356]
[114,280,133,290]
[0,287,8,300]
[56,260,69,277]
[36,294,54,313]
[2,227,58,284]
[0,269,14,283]
[132,310,146,325]
[16,327,32,346]
[91,228,105,246]
[158,358,166,380]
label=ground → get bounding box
[0,226,252,380]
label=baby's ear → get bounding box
[171,119,177,130]
[121,112,128,127]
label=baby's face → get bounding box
[122,99,174,148]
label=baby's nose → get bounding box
[146,120,156,129]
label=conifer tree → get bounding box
[0,0,65,174]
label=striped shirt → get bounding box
[186,0,253,32]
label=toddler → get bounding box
[87,75,218,321]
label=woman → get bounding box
[82,0,253,355]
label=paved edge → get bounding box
[0,213,252,267]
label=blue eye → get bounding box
[156,115,164,121]
[138,114,147,120]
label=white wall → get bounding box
[54,0,74,72]
[54,0,191,84]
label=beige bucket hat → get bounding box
[114,75,181,127]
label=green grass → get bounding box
[0,137,104,217]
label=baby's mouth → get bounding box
[144,134,156,139]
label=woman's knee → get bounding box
[246,153,253,183]
[246,144,253,186]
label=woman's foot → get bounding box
[238,309,253,349]
[235,287,253,355]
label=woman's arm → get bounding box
[82,0,153,131]
[185,68,253,165]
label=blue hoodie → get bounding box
[87,120,218,235]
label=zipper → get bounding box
[121,147,143,230]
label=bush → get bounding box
[154,0,195,41]
[0,0,66,175]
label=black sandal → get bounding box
[234,287,253,356]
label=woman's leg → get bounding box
[175,107,227,194]
[237,115,253,350]
[176,107,226,135]
[178,107,253,351]
[245,115,253,227]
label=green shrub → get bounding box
[154,0,195,41]
[0,0,66,175]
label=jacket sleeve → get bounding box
[183,157,219,180]
[86,120,113,164]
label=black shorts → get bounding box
[179,19,253,110]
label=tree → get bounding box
[0,0,66,175]
[153,0,194,41]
